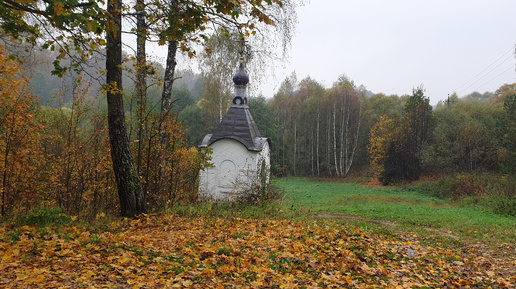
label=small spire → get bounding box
[236,36,247,62]
[232,53,249,105]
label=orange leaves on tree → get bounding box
[0,45,44,216]
[40,86,115,217]
[367,114,399,177]
[52,2,64,16]
[136,113,211,207]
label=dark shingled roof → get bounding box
[200,104,269,152]
[200,58,269,152]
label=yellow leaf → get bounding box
[118,256,130,265]
[53,2,64,16]
[16,273,28,281]
[20,225,31,231]
[181,280,193,287]
[34,274,45,283]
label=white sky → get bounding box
[258,0,516,105]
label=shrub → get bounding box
[405,173,516,216]
[489,180,516,217]
[450,173,516,216]
[451,173,486,200]
[234,183,284,205]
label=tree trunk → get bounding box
[344,104,361,176]
[158,33,178,191]
[135,0,147,175]
[316,105,320,177]
[327,113,331,175]
[333,103,339,176]
[1,141,10,216]
[161,0,179,117]
[282,111,286,170]
[293,122,297,176]
[340,101,345,176]
[310,124,314,176]
[343,104,350,176]
[158,39,177,168]
[106,0,145,217]
[160,40,177,121]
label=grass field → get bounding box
[274,177,516,244]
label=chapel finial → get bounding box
[232,36,249,105]
[237,36,246,62]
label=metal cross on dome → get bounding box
[236,36,247,62]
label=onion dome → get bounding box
[232,58,249,105]
[232,61,249,86]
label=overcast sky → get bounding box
[258,0,516,104]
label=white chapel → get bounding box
[198,58,270,201]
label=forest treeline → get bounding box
[25,42,515,181]
[176,69,515,181]
[263,78,516,181]
[1,38,515,218]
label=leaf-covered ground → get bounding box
[1,214,515,288]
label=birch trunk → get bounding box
[333,103,339,175]
[340,101,345,176]
[316,105,320,176]
[160,40,177,119]
[327,113,331,175]
[310,124,314,176]
[293,122,297,176]
[344,105,361,176]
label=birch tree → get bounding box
[331,78,361,177]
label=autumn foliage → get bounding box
[0,46,208,218]
[0,214,514,288]
[134,113,212,208]
[368,87,433,185]
[0,45,44,216]
[367,114,398,180]
[40,95,116,217]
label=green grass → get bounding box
[274,177,516,243]
[15,207,72,226]
[165,199,290,220]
